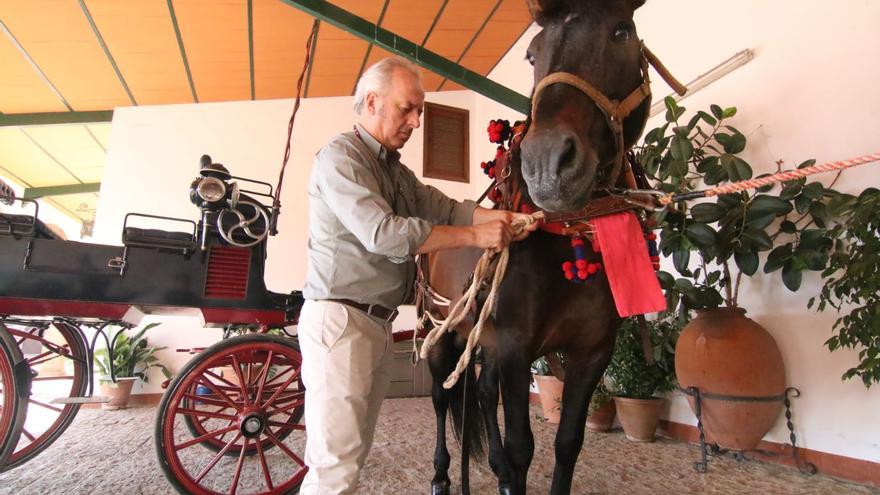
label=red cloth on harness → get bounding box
[592,211,666,317]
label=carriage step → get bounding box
[50,396,111,404]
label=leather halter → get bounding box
[530,42,687,191]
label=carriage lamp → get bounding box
[196,177,226,203]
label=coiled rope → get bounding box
[420,212,543,389]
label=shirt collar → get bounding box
[355,124,400,164]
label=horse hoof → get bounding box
[431,480,451,495]
[498,484,512,495]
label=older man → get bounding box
[299,56,534,494]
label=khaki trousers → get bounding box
[298,300,394,495]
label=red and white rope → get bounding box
[660,152,880,204]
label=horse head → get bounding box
[520,0,651,212]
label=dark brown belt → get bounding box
[328,299,399,322]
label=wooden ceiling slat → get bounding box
[82,0,193,105]
[24,126,106,184]
[0,2,130,111]
[174,0,251,103]
[306,0,384,98]
[86,124,111,150]
[458,0,531,74]
[0,34,68,113]
[253,0,317,100]
[0,129,75,188]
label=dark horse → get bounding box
[421,1,664,494]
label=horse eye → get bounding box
[612,26,631,43]
[526,53,535,66]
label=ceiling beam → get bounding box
[23,183,102,200]
[0,111,113,127]
[437,0,503,91]
[167,0,199,103]
[0,19,74,111]
[351,0,391,95]
[248,0,255,100]
[78,0,138,106]
[279,0,530,115]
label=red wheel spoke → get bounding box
[196,376,241,411]
[262,365,296,387]
[8,329,70,356]
[267,398,305,416]
[261,368,301,408]
[175,425,239,452]
[29,398,63,413]
[264,429,305,467]
[254,351,274,404]
[230,354,249,405]
[182,392,234,409]
[21,428,35,442]
[254,434,275,491]
[175,407,237,421]
[264,391,303,404]
[229,437,250,495]
[194,432,243,483]
[267,421,305,431]
[202,369,242,392]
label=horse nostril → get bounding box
[558,138,577,172]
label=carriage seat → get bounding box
[0,213,63,239]
[123,227,196,252]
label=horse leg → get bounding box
[478,348,513,494]
[550,350,614,495]
[427,333,456,495]
[498,347,535,495]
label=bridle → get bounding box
[530,42,687,191]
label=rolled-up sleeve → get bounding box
[409,173,478,227]
[314,140,432,258]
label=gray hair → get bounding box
[353,57,423,114]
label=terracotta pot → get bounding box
[99,377,137,410]
[613,396,662,442]
[534,374,564,424]
[586,400,616,432]
[675,307,785,451]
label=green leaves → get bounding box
[749,195,793,217]
[735,250,759,276]
[690,203,726,223]
[92,323,168,381]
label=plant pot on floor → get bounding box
[534,374,564,424]
[99,377,138,410]
[675,308,786,451]
[586,400,616,432]
[613,396,662,442]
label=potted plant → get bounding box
[606,315,679,442]
[531,355,563,424]
[94,323,171,410]
[810,187,880,387]
[635,97,850,449]
[586,381,615,432]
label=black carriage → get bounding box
[0,156,308,494]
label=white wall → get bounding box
[94,90,485,393]
[482,1,880,463]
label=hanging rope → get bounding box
[659,152,880,205]
[273,19,320,213]
[420,212,543,389]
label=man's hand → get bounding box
[499,211,540,241]
[470,220,515,253]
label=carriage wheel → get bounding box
[156,334,307,495]
[1,321,88,471]
[181,360,304,457]
[0,324,27,470]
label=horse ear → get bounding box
[629,0,646,10]
[526,0,563,25]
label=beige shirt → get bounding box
[303,124,477,308]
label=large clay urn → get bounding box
[675,307,785,451]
